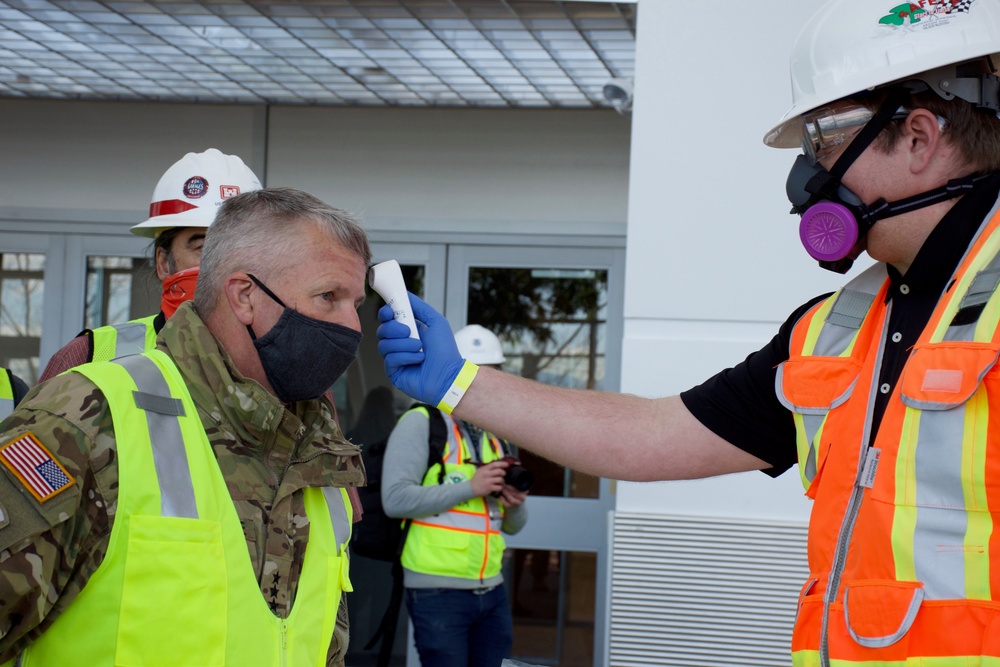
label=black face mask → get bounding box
[246,274,362,404]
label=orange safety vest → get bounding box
[778,204,1000,666]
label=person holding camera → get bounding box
[381,324,529,667]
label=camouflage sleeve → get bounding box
[326,591,350,667]
[0,373,115,662]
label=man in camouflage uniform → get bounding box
[0,188,370,665]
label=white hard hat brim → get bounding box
[130,210,214,238]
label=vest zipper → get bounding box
[279,619,289,667]
[818,308,891,667]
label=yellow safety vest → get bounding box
[0,369,14,421]
[90,315,158,362]
[401,407,507,581]
[10,350,353,666]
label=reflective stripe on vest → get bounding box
[15,350,352,666]
[776,263,887,489]
[400,407,506,581]
[91,315,158,362]
[0,370,14,421]
[781,202,1000,667]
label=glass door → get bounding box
[342,241,624,667]
[343,242,445,667]
[446,244,625,667]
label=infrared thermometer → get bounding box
[368,259,420,340]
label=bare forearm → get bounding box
[453,367,769,482]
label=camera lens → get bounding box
[504,465,534,492]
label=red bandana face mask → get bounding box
[161,266,200,318]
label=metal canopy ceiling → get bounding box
[0,0,636,108]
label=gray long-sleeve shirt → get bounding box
[381,408,528,589]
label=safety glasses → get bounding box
[801,103,910,164]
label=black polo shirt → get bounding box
[680,174,1000,477]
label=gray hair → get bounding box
[194,187,372,316]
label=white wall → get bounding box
[0,100,266,223]
[0,99,630,237]
[266,106,630,236]
[618,0,849,521]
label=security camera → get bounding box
[602,77,633,114]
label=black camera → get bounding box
[499,455,534,492]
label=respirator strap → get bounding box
[871,173,994,220]
[830,88,912,180]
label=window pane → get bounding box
[467,266,608,500]
[509,549,596,666]
[84,256,159,329]
[0,253,45,385]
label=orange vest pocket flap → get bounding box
[843,580,923,649]
[900,344,1000,409]
[779,357,861,412]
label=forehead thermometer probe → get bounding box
[368,259,421,340]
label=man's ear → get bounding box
[903,108,943,173]
[224,273,256,326]
[154,247,172,281]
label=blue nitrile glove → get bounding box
[376,292,467,406]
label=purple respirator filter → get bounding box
[798,201,859,262]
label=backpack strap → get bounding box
[415,402,448,485]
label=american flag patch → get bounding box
[0,433,74,502]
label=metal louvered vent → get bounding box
[609,512,809,667]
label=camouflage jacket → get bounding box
[0,302,365,665]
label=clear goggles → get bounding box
[800,103,910,165]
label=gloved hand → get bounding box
[376,292,466,406]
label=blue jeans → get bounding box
[405,585,513,667]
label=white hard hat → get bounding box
[455,324,506,365]
[130,148,262,238]
[764,0,1000,148]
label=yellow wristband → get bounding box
[437,360,480,415]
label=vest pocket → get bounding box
[899,343,1000,410]
[842,580,923,649]
[116,515,227,667]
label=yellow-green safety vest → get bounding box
[8,350,353,666]
[0,370,14,422]
[401,407,507,582]
[90,315,158,362]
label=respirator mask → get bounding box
[787,87,987,274]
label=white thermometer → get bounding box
[368,259,420,340]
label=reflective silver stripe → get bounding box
[112,322,149,359]
[0,398,13,421]
[419,509,501,534]
[803,442,818,483]
[815,264,884,355]
[825,288,876,330]
[322,487,352,555]
[957,267,1000,311]
[114,354,198,519]
[910,404,968,599]
[843,586,923,648]
[903,245,1000,599]
[945,250,1000,341]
